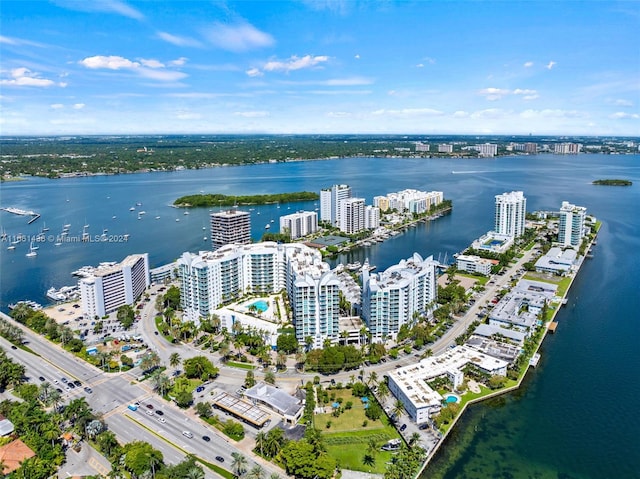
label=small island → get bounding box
[174,191,319,207]
[592,179,632,186]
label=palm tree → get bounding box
[367,371,379,387]
[231,452,248,477]
[40,422,60,447]
[264,370,276,385]
[185,466,205,479]
[268,474,280,479]
[363,454,375,467]
[151,371,172,396]
[255,431,267,457]
[148,452,162,479]
[294,351,306,371]
[39,381,53,405]
[377,382,389,404]
[276,351,287,370]
[219,341,230,362]
[247,465,264,479]
[391,399,405,421]
[169,352,181,369]
[409,432,421,447]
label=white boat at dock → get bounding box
[26,241,37,257]
[47,285,80,302]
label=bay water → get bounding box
[1,153,638,477]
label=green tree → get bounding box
[244,370,256,388]
[183,355,219,380]
[116,304,135,329]
[231,452,248,477]
[276,332,299,354]
[264,370,276,385]
[169,352,182,369]
[122,441,163,478]
[195,401,213,418]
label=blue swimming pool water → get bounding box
[445,395,459,404]
[250,300,269,312]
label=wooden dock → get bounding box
[548,322,558,333]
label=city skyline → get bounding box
[1,0,639,136]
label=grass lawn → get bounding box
[314,389,401,473]
[225,361,256,370]
[169,377,201,396]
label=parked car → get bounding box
[215,456,224,462]
[400,424,407,432]
[84,387,93,394]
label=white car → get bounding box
[157,417,166,424]
[146,410,154,416]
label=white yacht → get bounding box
[26,242,37,257]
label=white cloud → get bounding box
[470,108,509,119]
[452,110,469,118]
[524,61,534,68]
[327,111,351,118]
[325,77,371,86]
[73,103,85,109]
[371,108,444,118]
[0,67,65,87]
[80,55,139,70]
[546,61,556,70]
[176,112,202,120]
[52,0,144,20]
[612,99,633,107]
[50,103,64,109]
[416,64,424,68]
[479,87,539,101]
[263,55,329,73]
[140,59,165,69]
[520,109,583,119]
[169,57,188,67]
[157,31,202,48]
[79,55,187,82]
[609,112,639,119]
[478,87,511,101]
[246,67,263,77]
[234,111,269,118]
[203,21,274,52]
[0,35,47,48]
[354,54,360,59]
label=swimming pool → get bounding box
[444,394,460,404]
[249,300,269,313]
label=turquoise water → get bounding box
[445,395,459,404]
[1,153,639,477]
[250,300,269,313]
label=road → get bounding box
[0,312,281,479]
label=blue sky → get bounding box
[1,0,639,136]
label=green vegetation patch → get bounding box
[174,191,319,207]
[225,360,256,370]
[592,179,632,186]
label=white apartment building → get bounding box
[320,184,352,226]
[361,253,437,341]
[474,143,498,157]
[494,191,526,238]
[279,211,318,239]
[364,205,380,230]
[554,142,582,154]
[558,201,587,247]
[80,254,150,318]
[339,197,365,234]
[210,209,251,251]
[387,345,509,424]
[438,144,453,153]
[415,142,430,152]
[374,189,443,214]
[177,242,341,347]
[456,254,495,275]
